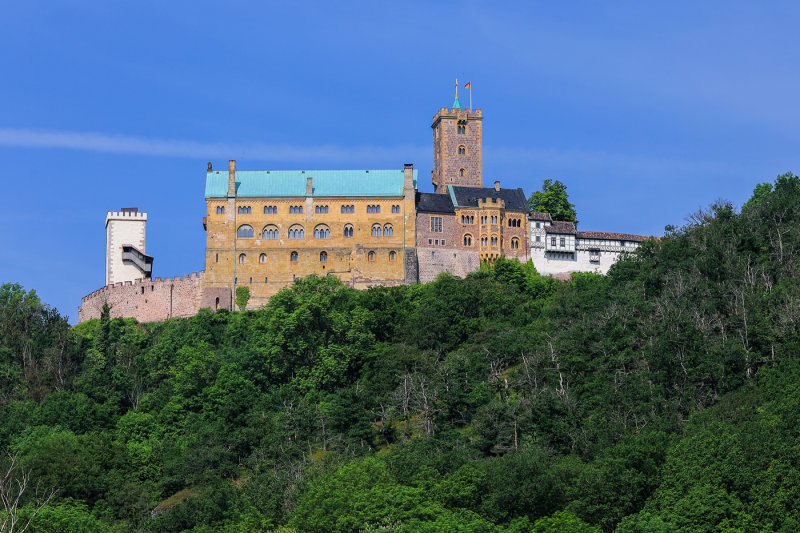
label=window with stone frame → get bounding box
[430,217,443,232]
[463,234,473,246]
[237,225,254,238]
[343,224,354,238]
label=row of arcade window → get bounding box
[237,223,393,239]
[508,218,522,227]
[480,215,499,224]
[461,215,475,224]
[224,204,401,215]
[237,250,397,264]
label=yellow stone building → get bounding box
[202,162,418,309]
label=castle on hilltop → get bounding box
[79,93,647,322]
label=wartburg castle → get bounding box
[79,91,648,322]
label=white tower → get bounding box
[105,208,153,285]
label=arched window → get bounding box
[481,236,488,246]
[511,238,520,250]
[239,253,246,264]
[458,145,466,155]
[457,123,466,134]
[263,225,279,239]
[320,251,327,262]
[491,235,498,246]
[237,224,254,238]
[463,234,473,246]
[368,251,376,261]
[215,297,219,310]
[371,224,382,237]
[389,251,396,261]
[344,224,354,238]
[383,224,393,237]
[288,225,304,239]
[314,225,331,239]
[260,253,267,263]
[290,251,298,262]
[459,168,466,177]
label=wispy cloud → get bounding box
[0,127,428,164]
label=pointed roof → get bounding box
[452,95,463,109]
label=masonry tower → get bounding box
[105,207,153,285]
[431,88,483,193]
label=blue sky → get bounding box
[1,1,798,322]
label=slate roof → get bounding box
[205,169,417,198]
[416,192,455,213]
[545,221,577,235]
[528,212,552,221]
[577,231,648,242]
[449,186,529,212]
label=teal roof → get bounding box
[205,169,418,198]
[452,95,462,109]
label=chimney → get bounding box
[494,180,500,191]
[207,162,212,172]
[227,160,236,196]
[306,177,313,195]
[403,163,415,192]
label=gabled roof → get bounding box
[416,192,455,213]
[577,231,648,242]
[528,212,552,221]
[205,169,417,198]
[545,221,577,235]
[449,186,529,212]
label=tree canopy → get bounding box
[2,172,800,531]
[528,179,578,224]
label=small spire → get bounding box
[452,77,462,109]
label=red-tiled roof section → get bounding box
[545,221,577,235]
[577,231,649,242]
[528,212,552,221]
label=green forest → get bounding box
[3,174,800,532]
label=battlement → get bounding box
[106,210,147,222]
[433,107,482,121]
[79,271,206,323]
[478,197,505,209]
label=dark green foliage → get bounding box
[528,178,578,224]
[3,173,800,531]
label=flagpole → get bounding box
[469,85,472,110]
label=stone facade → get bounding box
[79,272,211,322]
[432,106,483,193]
[202,164,418,310]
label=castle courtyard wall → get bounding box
[79,272,209,323]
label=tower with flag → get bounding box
[430,79,483,193]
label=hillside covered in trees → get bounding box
[2,174,800,532]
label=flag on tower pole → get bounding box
[464,82,472,109]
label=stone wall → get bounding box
[432,107,483,192]
[79,272,207,323]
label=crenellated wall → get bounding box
[77,271,226,323]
